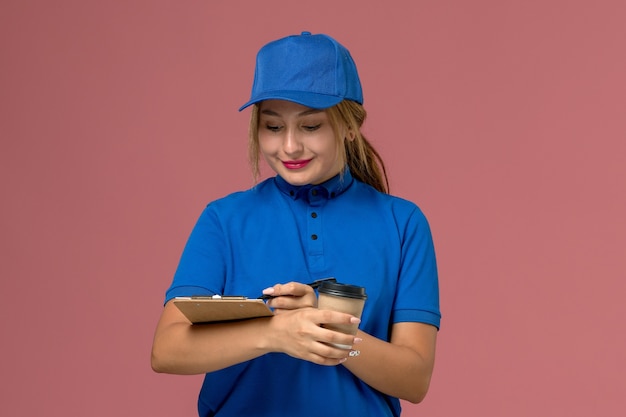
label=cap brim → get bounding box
[238,91,344,111]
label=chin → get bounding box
[279,171,315,186]
[282,176,310,186]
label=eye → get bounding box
[303,124,321,131]
[265,124,282,132]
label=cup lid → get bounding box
[318,282,367,299]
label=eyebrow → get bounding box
[260,108,325,117]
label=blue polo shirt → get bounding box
[166,169,440,417]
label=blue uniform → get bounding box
[165,169,441,417]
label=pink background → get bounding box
[1,1,625,415]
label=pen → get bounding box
[258,277,336,300]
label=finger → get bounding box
[268,293,316,310]
[319,329,359,350]
[266,281,312,297]
[316,309,361,326]
[272,281,314,297]
[309,323,357,347]
[292,341,349,365]
[300,351,349,366]
[313,341,355,363]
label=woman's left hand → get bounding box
[262,281,317,313]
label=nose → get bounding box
[283,127,303,156]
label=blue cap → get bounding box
[239,31,363,111]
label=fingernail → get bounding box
[262,287,275,295]
[338,358,347,364]
[353,337,363,344]
[350,317,361,324]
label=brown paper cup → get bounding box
[317,281,367,348]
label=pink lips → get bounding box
[282,159,311,170]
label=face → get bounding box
[257,100,346,186]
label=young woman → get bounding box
[151,31,441,417]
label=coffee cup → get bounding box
[317,281,367,348]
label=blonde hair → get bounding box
[248,100,389,194]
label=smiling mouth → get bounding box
[282,159,311,170]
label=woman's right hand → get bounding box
[263,307,361,366]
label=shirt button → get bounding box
[289,190,295,196]
[311,212,317,218]
[311,234,318,240]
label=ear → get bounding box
[345,128,356,142]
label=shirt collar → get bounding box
[274,167,354,201]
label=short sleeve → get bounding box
[391,207,441,329]
[164,205,228,303]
